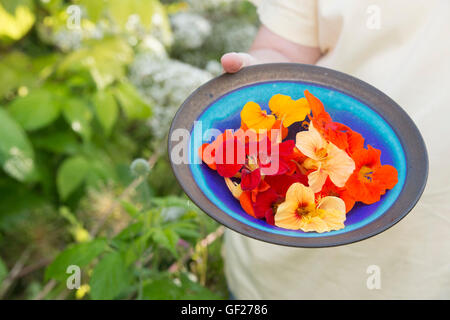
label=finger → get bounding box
[221,52,258,73]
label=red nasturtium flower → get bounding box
[252,188,281,225]
[345,145,398,204]
[215,136,245,177]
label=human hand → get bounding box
[220,52,260,73]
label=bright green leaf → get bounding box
[8,89,60,131]
[45,239,107,281]
[0,109,36,182]
[113,82,152,120]
[93,89,118,135]
[56,156,90,200]
[89,251,129,300]
[57,38,133,89]
[62,98,92,140]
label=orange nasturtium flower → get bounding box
[304,90,364,155]
[268,94,311,127]
[274,183,346,232]
[345,145,398,204]
[295,123,355,193]
[241,101,276,132]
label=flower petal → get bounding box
[324,142,355,187]
[317,196,346,214]
[295,123,326,160]
[241,167,261,191]
[274,200,301,230]
[285,182,315,207]
[269,94,310,127]
[307,169,328,193]
[241,101,276,132]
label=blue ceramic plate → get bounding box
[168,63,428,247]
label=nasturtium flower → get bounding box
[252,188,281,225]
[345,145,398,204]
[265,172,308,197]
[274,183,346,232]
[239,191,256,217]
[241,166,261,191]
[241,101,276,132]
[215,136,245,177]
[304,90,364,155]
[269,94,310,127]
[296,123,355,192]
[317,178,355,213]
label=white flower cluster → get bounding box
[209,18,257,53]
[171,12,212,50]
[129,53,213,138]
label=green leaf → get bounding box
[178,273,222,300]
[151,228,179,257]
[142,274,182,300]
[57,38,133,89]
[89,251,129,300]
[0,109,36,182]
[45,239,107,281]
[62,98,92,140]
[32,131,79,155]
[56,156,90,200]
[93,89,118,135]
[141,273,221,300]
[0,51,35,98]
[8,89,61,131]
[113,82,152,120]
[0,256,8,285]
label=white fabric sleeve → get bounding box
[252,0,319,47]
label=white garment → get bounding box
[224,0,450,299]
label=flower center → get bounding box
[315,147,328,159]
[358,165,373,183]
[296,203,314,216]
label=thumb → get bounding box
[221,52,258,73]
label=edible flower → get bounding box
[268,94,310,127]
[274,183,346,232]
[295,123,355,192]
[241,101,276,132]
[345,145,398,204]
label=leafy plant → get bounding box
[0,0,256,300]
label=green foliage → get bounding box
[0,109,36,182]
[8,88,61,131]
[0,0,257,301]
[56,156,90,200]
[90,251,130,300]
[45,239,108,281]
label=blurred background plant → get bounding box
[0,0,257,300]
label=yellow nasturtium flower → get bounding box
[296,123,355,193]
[274,183,346,232]
[268,94,310,127]
[241,101,276,132]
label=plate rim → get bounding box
[168,63,428,248]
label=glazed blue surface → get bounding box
[189,81,407,237]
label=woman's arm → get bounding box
[221,25,322,73]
